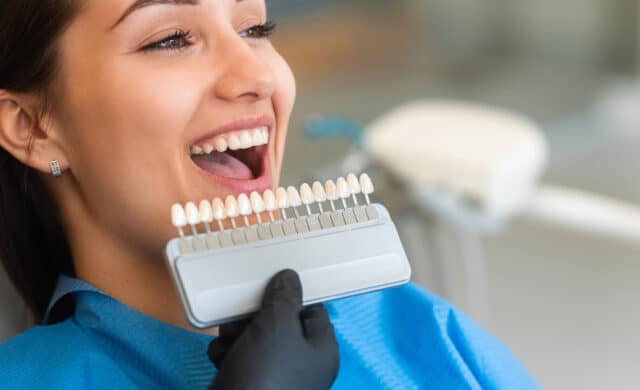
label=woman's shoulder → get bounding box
[0,319,123,388]
[1,319,83,357]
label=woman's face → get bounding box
[50,0,295,255]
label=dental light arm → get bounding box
[525,185,640,242]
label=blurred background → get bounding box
[269,1,640,389]
[1,1,638,388]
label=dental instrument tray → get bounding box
[165,173,411,328]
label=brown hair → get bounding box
[0,0,80,322]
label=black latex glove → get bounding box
[208,269,339,390]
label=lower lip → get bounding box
[191,145,273,195]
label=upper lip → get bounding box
[189,114,275,147]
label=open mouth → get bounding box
[190,126,269,181]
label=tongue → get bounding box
[192,152,254,180]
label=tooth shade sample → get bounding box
[299,183,314,215]
[263,190,277,211]
[275,187,290,219]
[311,181,327,213]
[191,145,203,155]
[276,187,289,208]
[212,198,226,220]
[203,144,214,154]
[312,182,327,202]
[336,177,350,208]
[185,202,201,228]
[237,194,252,216]
[249,192,265,224]
[250,192,265,213]
[199,200,214,223]
[237,194,252,226]
[225,195,239,218]
[214,137,228,153]
[336,177,350,198]
[287,186,302,207]
[347,173,362,194]
[171,204,187,228]
[263,189,277,221]
[360,173,375,194]
[228,134,241,150]
[324,180,338,201]
[300,183,314,205]
[346,173,361,205]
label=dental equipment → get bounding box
[165,173,412,328]
[365,100,549,231]
[363,100,640,242]
[303,100,640,326]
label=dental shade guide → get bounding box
[165,173,411,328]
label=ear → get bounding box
[0,90,69,175]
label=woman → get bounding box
[0,0,537,388]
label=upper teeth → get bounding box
[190,127,269,156]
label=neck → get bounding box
[55,184,215,335]
[74,240,188,328]
[75,230,217,334]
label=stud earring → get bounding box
[49,160,62,177]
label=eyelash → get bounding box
[238,21,276,39]
[141,21,276,52]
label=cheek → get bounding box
[62,57,204,175]
[65,68,199,197]
[269,51,297,180]
[57,62,204,250]
[69,70,195,145]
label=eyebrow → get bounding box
[110,0,200,31]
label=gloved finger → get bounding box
[261,269,303,315]
[218,318,251,343]
[207,338,228,369]
[301,304,337,348]
[301,304,340,380]
[250,269,304,337]
[207,319,251,367]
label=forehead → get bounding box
[112,0,201,30]
[72,0,263,31]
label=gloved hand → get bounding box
[208,269,339,390]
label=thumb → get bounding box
[248,269,303,338]
[261,269,303,314]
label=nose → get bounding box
[213,33,276,103]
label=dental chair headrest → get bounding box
[366,100,548,225]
